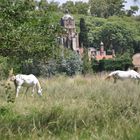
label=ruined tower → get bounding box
[60,10,79,51]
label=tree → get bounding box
[100,20,136,54]
[89,0,107,17]
[79,18,88,48]
[75,2,89,15]
[85,15,140,55]
[89,0,125,18]
[61,1,76,14]
[38,0,48,11]
[61,1,89,15]
[48,1,60,12]
[127,6,139,16]
[0,0,62,73]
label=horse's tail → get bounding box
[36,80,42,96]
[105,71,118,80]
[105,75,111,80]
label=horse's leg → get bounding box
[113,78,117,83]
[137,78,140,84]
[16,85,21,98]
[31,85,35,97]
[24,87,29,98]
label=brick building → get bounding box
[88,42,115,61]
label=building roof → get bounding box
[62,14,74,20]
[88,47,96,52]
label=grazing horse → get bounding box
[8,69,42,97]
[105,70,140,83]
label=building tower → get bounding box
[60,10,79,51]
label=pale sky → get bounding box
[124,0,140,15]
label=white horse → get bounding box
[105,69,140,83]
[8,69,42,97]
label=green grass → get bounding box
[0,75,140,140]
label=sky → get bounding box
[45,0,140,15]
[124,0,140,15]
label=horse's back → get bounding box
[109,70,121,76]
[15,74,39,87]
[110,70,140,79]
[109,70,130,79]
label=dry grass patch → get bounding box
[0,75,140,139]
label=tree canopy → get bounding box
[0,0,140,75]
[89,0,126,18]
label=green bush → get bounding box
[0,56,8,79]
[22,59,58,77]
[92,58,132,72]
[21,51,83,77]
[81,50,93,75]
[0,56,21,79]
[58,52,83,76]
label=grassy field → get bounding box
[0,74,140,140]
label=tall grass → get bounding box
[0,75,140,140]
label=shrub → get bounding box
[0,56,8,79]
[58,52,83,76]
[21,51,83,77]
[81,50,93,75]
[92,58,132,72]
[22,59,57,77]
[39,59,58,77]
[0,56,21,79]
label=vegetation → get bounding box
[0,0,140,76]
[92,58,132,72]
[79,18,89,48]
[89,0,125,18]
[1,75,140,139]
[0,1,140,139]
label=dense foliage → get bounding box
[0,0,62,74]
[92,58,132,72]
[89,0,122,17]
[0,0,140,77]
[79,18,89,48]
[1,1,140,139]
[84,16,140,54]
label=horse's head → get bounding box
[38,88,42,96]
[7,68,16,81]
[9,75,16,81]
